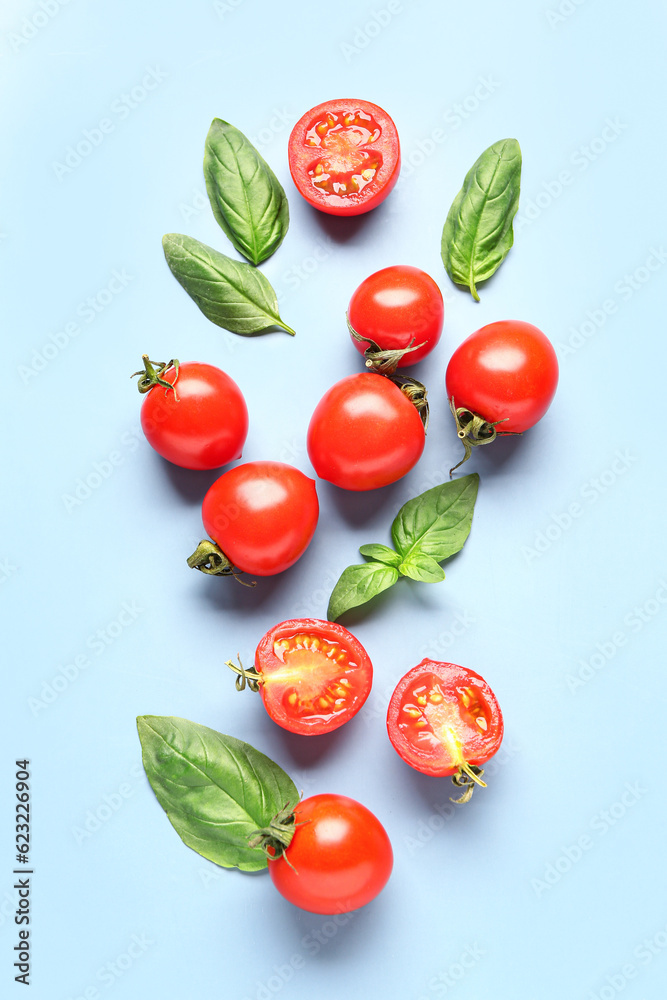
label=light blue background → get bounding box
[3,1,667,998]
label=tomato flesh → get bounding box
[269,794,393,914]
[288,100,400,216]
[255,619,373,735]
[387,660,503,777]
[445,320,558,434]
[201,462,318,576]
[307,372,425,491]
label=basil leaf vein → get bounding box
[204,119,289,265]
[327,562,399,621]
[391,473,479,564]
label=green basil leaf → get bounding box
[398,552,446,583]
[162,233,295,336]
[327,562,399,621]
[391,473,479,564]
[441,138,521,301]
[137,716,298,872]
[204,119,289,265]
[358,543,401,567]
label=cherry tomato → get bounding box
[307,372,425,491]
[387,660,503,797]
[269,794,393,914]
[348,266,444,367]
[137,358,248,470]
[201,462,318,576]
[247,619,373,735]
[288,99,400,217]
[446,320,559,434]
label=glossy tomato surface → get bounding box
[445,320,559,434]
[307,372,425,491]
[269,794,393,914]
[288,99,400,216]
[140,362,248,470]
[348,265,444,366]
[201,462,318,576]
[387,660,503,777]
[254,619,373,735]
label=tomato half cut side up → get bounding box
[228,619,373,735]
[288,99,401,216]
[386,660,503,802]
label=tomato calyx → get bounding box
[347,317,426,375]
[448,396,510,476]
[225,654,261,692]
[247,800,299,863]
[186,539,256,587]
[131,354,180,397]
[451,764,486,805]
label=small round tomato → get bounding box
[134,356,248,470]
[200,462,318,576]
[307,372,425,491]
[348,266,444,367]
[387,660,503,800]
[288,99,400,216]
[268,794,393,914]
[241,619,373,735]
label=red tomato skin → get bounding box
[254,619,373,736]
[387,660,504,778]
[288,99,400,217]
[140,363,249,470]
[349,266,444,367]
[269,794,393,914]
[445,321,558,434]
[307,373,425,491]
[201,462,318,576]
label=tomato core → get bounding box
[397,674,492,771]
[305,108,382,200]
[268,632,356,720]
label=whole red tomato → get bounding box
[200,462,318,576]
[387,660,503,801]
[135,357,248,470]
[307,372,425,491]
[348,265,444,367]
[288,99,400,216]
[268,794,393,913]
[243,619,373,735]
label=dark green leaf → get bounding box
[204,119,289,265]
[358,543,401,567]
[441,139,521,301]
[162,233,295,336]
[398,552,446,583]
[327,562,399,621]
[391,473,479,564]
[136,716,298,871]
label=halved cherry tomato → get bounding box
[387,660,503,800]
[199,462,318,576]
[238,619,373,735]
[307,372,425,491]
[348,265,444,367]
[134,357,248,470]
[268,794,393,913]
[288,99,400,216]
